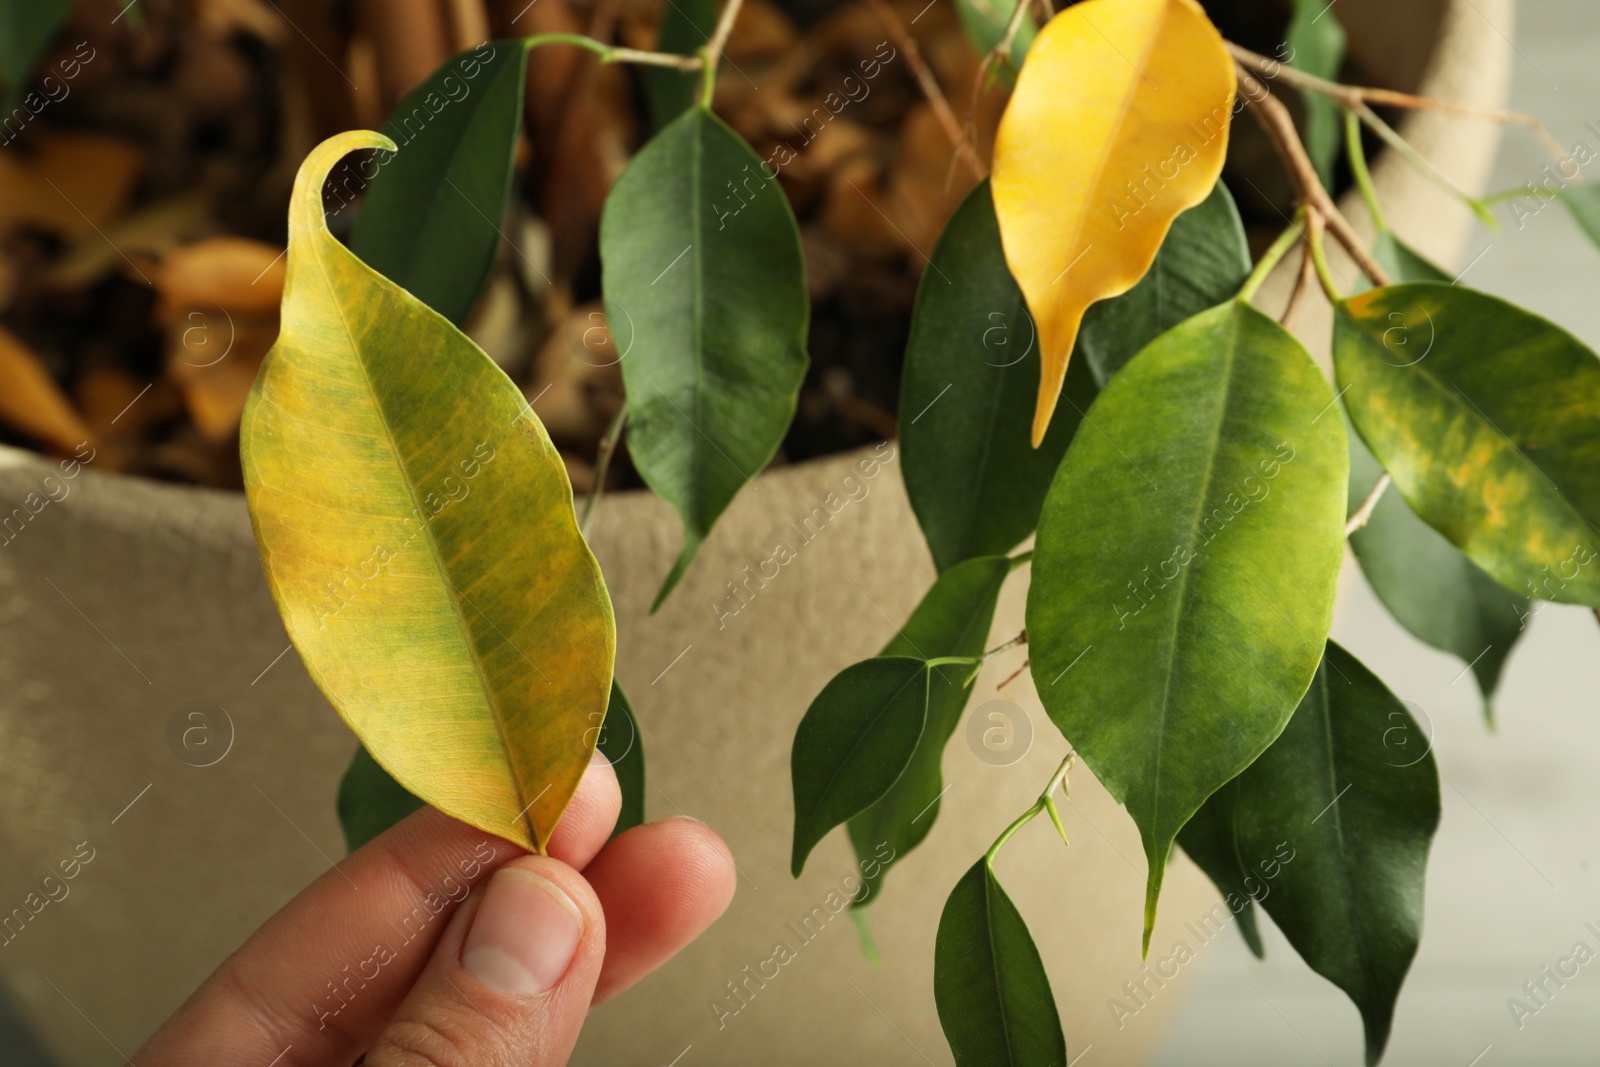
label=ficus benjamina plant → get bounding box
[230,0,1600,1061]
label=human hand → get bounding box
[137,758,736,1066]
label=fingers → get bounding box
[366,855,605,1067]
[587,817,738,1003]
[135,757,620,1066]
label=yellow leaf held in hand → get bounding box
[992,0,1235,445]
[242,130,616,855]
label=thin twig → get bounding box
[863,0,987,180]
[581,404,628,536]
[982,630,1027,661]
[1235,65,1392,288]
[704,0,747,71]
[525,31,704,69]
[997,657,1030,695]
[996,0,1035,65]
[1346,472,1391,536]
[605,46,703,70]
[1228,42,1569,163]
[1281,244,1317,326]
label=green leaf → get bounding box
[0,0,74,114]
[641,0,716,130]
[1027,299,1347,952]
[1336,283,1600,607]
[1348,424,1528,718]
[597,679,647,837]
[1232,642,1440,1066]
[243,131,616,855]
[1286,0,1347,187]
[338,743,426,853]
[600,107,809,609]
[901,181,1093,572]
[349,41,530,326]
[1077,180,1253,387]
[847,556,1013,903]
[953,0,1035,75]
[791,657,932,877]
[1175,779,1264,959]
[1560,184,1600,250]
[1370,232,1449,286]
[934,859,1066,1067]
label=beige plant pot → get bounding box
[0,2,1509,1064]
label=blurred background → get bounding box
[0,0,1596,1064]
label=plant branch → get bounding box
[1228,42,1569,163]
[1344,107,1389,232]
[526,31,704,69]
[863,0,987,180]
[982,630,1028,661]
[997,657,1030,693]
[1281,243,1317,326]
[985,753,1075,865]
[1352,100,1494,225]
[706,0,746,61]
[581,404,628,536]
[1346,472,1391,536]
[1235,65,1392,289]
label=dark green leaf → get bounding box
[597,680,646,837]
[0,1,74,114]
[953,0,1035,75]
[1336,283,1600,606]
[1077,180,1252,387]
[1560,184,1600,250]
[901,181,1093,571]
[1286,0,1347,187]
[1175,779,1264,959]
[601,107,809,609]
[641,0,716,130]
[1233,642,1440,1066]
[338,744,426,853]
[848,556,1013,903]
[350,40,529,325]
[1027,299,1347,951]
[935,859,1066,1067]
[791,657,931,877]
[1348,423,1528,718]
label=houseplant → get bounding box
[18,2,1600,1067]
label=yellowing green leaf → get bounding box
[991,0,1234,445]
[242,131,615,855]
[1336,283,1600,608]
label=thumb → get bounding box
[366,854,604,1067]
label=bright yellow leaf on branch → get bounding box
[992,0,1235,445]
[242,131,616,855]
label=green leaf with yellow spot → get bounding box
[1335,283,1600,607]
[243,130,616,856]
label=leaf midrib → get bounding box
[981,869,1021,1066]
[310,234,533,841]
[809,666,926,827]
[1051,1,1169,330]
[1353,305,1594,540]
[1146,305,1242,841]
[1313,663,1380,1013]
